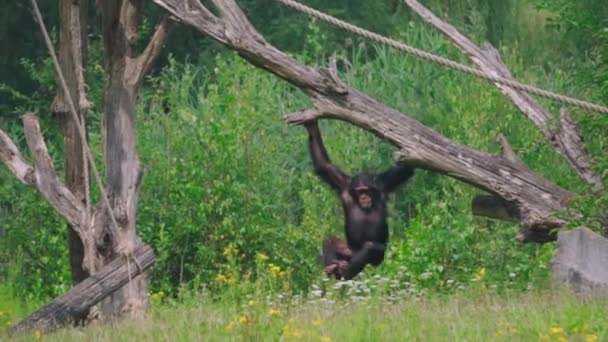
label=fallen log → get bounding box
[10,242,154,335]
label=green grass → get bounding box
[5,288,607,341]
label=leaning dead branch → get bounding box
[153,0,576,242]
[10,242,155,336]
[0,128,35,185]
[403,0,602,191]
[1,113,85,231]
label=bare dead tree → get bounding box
[0,0,171,323]
[53,0,91,292]
[403,0,602,192]
[96,1,171,320]
[152,0,576,242]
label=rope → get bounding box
[82,117,90,224]
[31,0,122,237]
[275,0,608,114]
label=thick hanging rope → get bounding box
[275,0,608,114]
[31,0,122,236]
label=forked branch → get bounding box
[134,15,173,85]
[0,113,85,230]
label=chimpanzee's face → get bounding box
[350,175,379,211]
[356,188,372,209]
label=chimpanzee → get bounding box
[304,120,415,280]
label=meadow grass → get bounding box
[5,288,606,341]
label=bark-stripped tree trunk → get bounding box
[53,0,91,288]
[0,0,171,325]
[153,0,577,242]
[94,1,171,320]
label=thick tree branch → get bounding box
[153,0,574,241]
[0,129,36,185]
[133,15,173,86]
[154,0,342,96]
[403,0,602,191]
[120,0,139,51]
[471,135,526,224]
[284,109,325,125]
[10,241,155,335]
[21,113,85,230]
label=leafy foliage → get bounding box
[0,0,606,309]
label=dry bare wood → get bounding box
[10,242,155,336]
[153,0,575,242]
[403,0,602,191]
[95,0,171,320]
[53,0,91,289]
[1,0,169,327]
[0,129,35,185]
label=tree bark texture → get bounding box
[153,0,575,242]
[9,242,154,336]
[0,0,170,326]
[95,0,171,320]
[53,0,91,287]
[403,0,602,191]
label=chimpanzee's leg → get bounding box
[341,241,385,280]
[323,237,352,278]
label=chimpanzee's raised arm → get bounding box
[377,163,415,193]
[305,121,350,192]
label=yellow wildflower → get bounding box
[320,336,332,342]
[540,335,550,342]
[34,330,42,340]
[223,245,237,258]
[472,267,486,282]
[239,315,250,325]
[224,321,235,333]
[283,326,304,338]
[148,291,165,302]
[248,300,255,306]
[549,326,565,337]
[312,319,322,327]
[256,253,269,263]
[586,334,598,342]
[269,308,281,317]
[268,263,282,276]
[215,273,228,284]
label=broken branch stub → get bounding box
[152,0,574,241]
